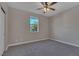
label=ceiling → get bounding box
[7,2,79,17]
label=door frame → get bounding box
[0,5,6,56]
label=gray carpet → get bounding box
[3,39,79,56]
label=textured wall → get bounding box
[50,5,79,46]
[8,7,49,45]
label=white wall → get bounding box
[8,7,49,45]
[7,3,79,47]
[50,5,79,46]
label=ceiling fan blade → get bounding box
[45,2,48,5]
[37,8,43,10]
[40,2,45,6]
[49,8,55,11]
[49,2,57,6]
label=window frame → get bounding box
[29,16,39,32]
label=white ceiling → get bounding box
[7,2,79,17]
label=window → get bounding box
[29,16,39,32]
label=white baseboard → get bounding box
[8,38,49,47]
[50,39,79,47]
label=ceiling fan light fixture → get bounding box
[37,2,57,13]
[43,8,50,13]
[43,8,47,12]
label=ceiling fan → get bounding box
[37,2,57,13]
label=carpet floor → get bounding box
[3,39,79,56]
